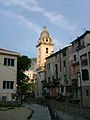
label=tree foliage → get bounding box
[17,56,31,94]
[18,79,35,94]
[17,55,31,84]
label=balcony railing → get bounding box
[71,59,79,65]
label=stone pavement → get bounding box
[57,111,87,120]
[48,99,89,120]
[23,103,51,120]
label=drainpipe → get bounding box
[78,72,83,106]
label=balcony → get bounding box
[70,53,79,65]
[71,74,77,80]
[71,59,79,65]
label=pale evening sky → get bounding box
[0,0,90,57]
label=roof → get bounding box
[71,30,90,44]
[0,48,20,56]
[45,45,71,60]
[40,26,49,38]
[45,50,60,60]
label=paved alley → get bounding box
[24,103,51,120]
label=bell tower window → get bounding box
[46,48,48,53]
[46,38,48,42]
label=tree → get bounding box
[28,81,35,93]
[17,55,31,94]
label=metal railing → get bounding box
[48,102,63,120]
[37,98,63,120]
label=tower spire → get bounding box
[43,26,46,31]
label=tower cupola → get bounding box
[40,26,49,38]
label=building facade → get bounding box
[43,30,90,106]
[70,30,90,106]
[0,48,20,101]
[44,46,72,100]
[24,58,37,83]
[35,28,90,106]
[36,26,53,97]
[79,44,90,106]
[44,51,61,97]
[60,46,72,98]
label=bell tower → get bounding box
[36,26,53,72]
[36,26,53,97]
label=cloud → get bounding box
[44,11,76,31]
[0,0,76,31]
[1,11,41,35]
[0,0,43,12]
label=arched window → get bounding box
[46,38,48,42]
[46,48,48,53]
[82,69,89,81]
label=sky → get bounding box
[0,0,90,58]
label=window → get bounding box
[52,76,54,82]
[42,38,44,41]
[84,39,88,46]
[61,86,64,92]
[60,59,61,72]
[4,58,14,67]
[48,77,50,83]
[4,58,7,65]
[3,81,14,89]
[55,64,58,80]
[7,81,9,89]
[47,63,50,69]
[86,90,88,96]
[63,60,66,67]
[64,75,67,82]
[38,48,40,53]
[46,48,48,53]
[39,73,41,77]
[74,55,76,61]
[55,64,58,74]
[45,64,46,69]
[88,52,90,65]
[10,81,14,89]
[62,49,66,57]
[3,81,6,89]
[11,59,14,66]
[82,69,89,81]
[55,54,57,59]
[80,53,88,67]
[2,96,7,101]
[46,38,48,42]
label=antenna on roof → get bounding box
[59,45,61,51]
[83,28,86,32]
